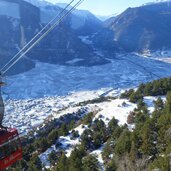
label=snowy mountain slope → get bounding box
[39,98,137,168]
[71,9,102,35]
[26,0,102,33]
[92,99,137,126]
[143,0,171,5]
[38,94,166,169]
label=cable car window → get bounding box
[0,137,20,159]
[0,146,4,159]
[1,142,10,158]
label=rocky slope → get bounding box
[0,0,40,74]
[106,1,171,53]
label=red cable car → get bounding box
[0,128,22,170]
[0,79,22,170]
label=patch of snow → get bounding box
[78,36,93,45]
[11,19,19,30]
[73,124,87,135]
[143,96,166,113]
[140,49,171,59]
[39,145,56,169]
[66,58,84,64]
[58,124,88,157]
[58,136,80,157]
[71,10,93,30]
[40,124,88,167]
[91,145,105,171]
[94,50,104,57]
[92,99,137,125]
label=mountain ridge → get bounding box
[106,1,171,52]
[0,0,108,75]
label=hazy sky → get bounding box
[46,0,157,15]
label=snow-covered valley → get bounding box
[4,53,171,99]
[1,52,170,170]
[2,52,171,133]
[3,90,111,135]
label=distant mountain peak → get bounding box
[142,0,171,6]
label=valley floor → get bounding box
[4,53,171,99]
[3,53,171,133]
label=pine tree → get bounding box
[106,159,117,171]
[82,154,100,171]
[165,91,171,114]
[60,123,69,136]
[48,129,58,144]
[69,146,86,171]
[56,153,68,171]
[141,119,157,156]
[48,150,57,165]
[108,117,119,134]
[81,129,93,150]
[29,154,42,170]
[102,142,114,162]
[114,130,131,155]
[154,97,164,111]
[149,155,170,171]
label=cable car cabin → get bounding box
[0,128,22,170]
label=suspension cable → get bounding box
[2,0,84,75]
[0,0,75,73]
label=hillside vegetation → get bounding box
[7,77,171,171]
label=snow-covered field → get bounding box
[92,99,137,125]
[4,53,171,99]
[3,90,113,135]
[138,49,171,63]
